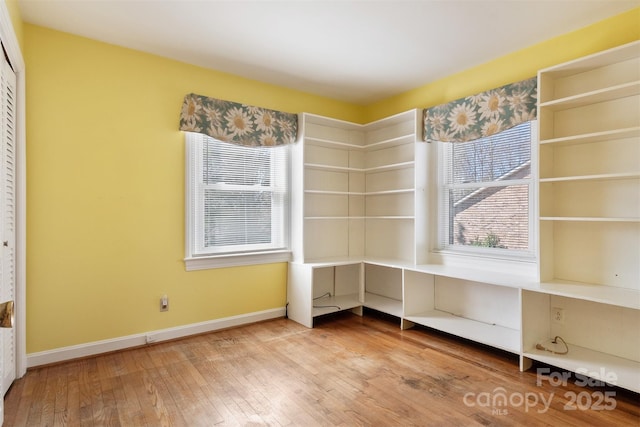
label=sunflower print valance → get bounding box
[179,93,298,147]
[423,77,537,143]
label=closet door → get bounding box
[0,52,17,396]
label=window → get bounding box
[437,122,536,258]
[185,132,290,270]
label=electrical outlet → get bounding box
[552,307,564,324]
[160,295,169,312]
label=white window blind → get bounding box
[438,122,535,256]
[186,132,290,265]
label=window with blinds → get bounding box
[186,132,290,263]
[437,121,535,256]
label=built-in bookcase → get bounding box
[290,109,423,267]
[288,110,423,326]
[286,42,640,394]
[537,40,640,289]
[291,115,366,262]
[524,40,640,393]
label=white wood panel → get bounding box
[402,269,435,316]
[540,178,640,218]
[305,169,349,192]
[304,122,363,145]
[304,219,350,260]
[551,95,639,138]
[365,263,402,300]
[305,193,349,217]
[365,218,415,263]
[540,137,639,178]
[552,221,640,289]
[434,276,520,331]
[365,192,414,217]
[541,55,640,102]
[549,295,640,362]
[304,143,350,168]
[365,143,414,169]
[365,167,415,193]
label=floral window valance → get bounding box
[179,93,298,147]
[423,77,537,143]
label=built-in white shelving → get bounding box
[287,41,640,394]
[538,80,640,111]
[288,109,423,327]
[405,310,521,353]
[539,126,640,146]
[364,292,403,318]
[528,40,640,392]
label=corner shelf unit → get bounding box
[287,41,640,395]
[288,110,425,328]
[289,109,424,266]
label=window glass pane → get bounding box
[439,122,534,255]
[203,138,272,186]
[449,184,529,250]
[449,123,531,184]
[204,190,272,247]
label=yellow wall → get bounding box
[364,7,640,122]
[23,6,640,354]
[4,0,23,50]
[24,24,362,353]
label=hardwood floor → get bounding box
[5,311,640,426]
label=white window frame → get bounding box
[184,132,291,270]
[435,122,537,263]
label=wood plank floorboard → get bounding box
[4,311,640,426]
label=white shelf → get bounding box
[304,161,415,174]
[304,215,415,220]
[538,40,640,78]
[405,310,520,353]
[539,127,640,146]
[312,293,361,317]
[363,292,403,318]
[296,257,364,268]
[365,188,414,196]
[304,163,360,173]
[365,134,415,151]
[539,81,640,111]
[539,172,640,183]
[539,216,640,222]
[305,136,363,150]
[365,161,414,173]
[363,258,416,270]
[305,216,365,220]
[365,216,414,220]
[524,345,640,393]
[532,280,640,310]
[409,263,538,290]
[305,190,364,196]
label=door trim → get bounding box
[0,1,27,379]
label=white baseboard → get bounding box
[27,307,286,368]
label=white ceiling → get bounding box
[18,0,640,104]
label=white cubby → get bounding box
[403,269,521,354]
[522,289,640,393]
[363,263,403,318]
[288,261,363,328]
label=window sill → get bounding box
[429,249,537,278]
[184,250,291,271]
